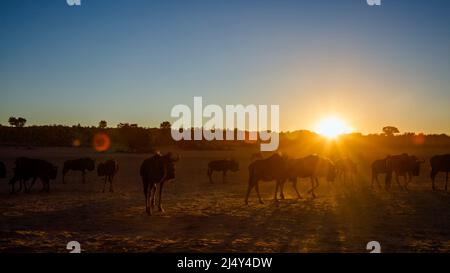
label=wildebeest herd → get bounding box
[0,152,450,216]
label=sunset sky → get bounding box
[1,0,449,134]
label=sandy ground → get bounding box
[1,146,450,253]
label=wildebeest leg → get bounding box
[154,167,167,207]
[39,178,45,192]
[404,173,412,191]
[307,177,317,198]
[158,181,165,212]
[385,172,392,190]
[244,181,254,205]
[376,175,382,188]
[42,179,50,192]
[273,181,279,202]
[255,181,264,204]
[148,185,156,216]
[222,170,227,183]
[315,178,319,192]
[279,180,285,200]
[82,170,86,184]
[10,178,17,194]
[62,170,67,184]
[109,176,114,192]
[27,178,37,193]
[292,179,302,199]
[102,176,107,193]
[150,185,157,213]
[395,173,404,190]
[430,170,437,191]
[17,179,23,193]
[151,186,157,207]
[208,168,214,184]
[143,182,150,215]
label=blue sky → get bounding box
[1,0,449,133]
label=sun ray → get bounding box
[314,116,353,139]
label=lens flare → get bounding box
[93,132,111,152]
[72,139,81,147]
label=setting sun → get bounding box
[314,116,353,139]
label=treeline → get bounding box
[0,124,257,152]
[1,124,450,153]
[0,124,173,152]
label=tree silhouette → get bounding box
[99,120,107,129]
[160,121,171,130]
[8,117,26,127]
[8,117,17,127]
[382,126,400,136]
[17,117,26,127]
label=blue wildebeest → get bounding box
[140,152,179,215]
[63,158,95,184]
[335,157,357,184]
[385,153,424,190]
[207,159,239,183]
[9,157,58,193]
[280,155,336,199]
[371,157,389,188]
[97,159,119,193]
[245,153,290,205]
[430,154,450,191]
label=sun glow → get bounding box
[314,116,353,139]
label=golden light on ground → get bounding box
[314,116,353,139]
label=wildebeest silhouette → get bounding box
[0,161,6,179]
[9,157,58,193]
[245,153,290,205]
[335,158,357,184]
[97,159,119,193]
[371,157,389,188]
[62,158,95,184]
[280,155,336,199]
[207,159,239,183]
[430,154,450,191]
[140,152,179,215]
[385,153,424,190]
